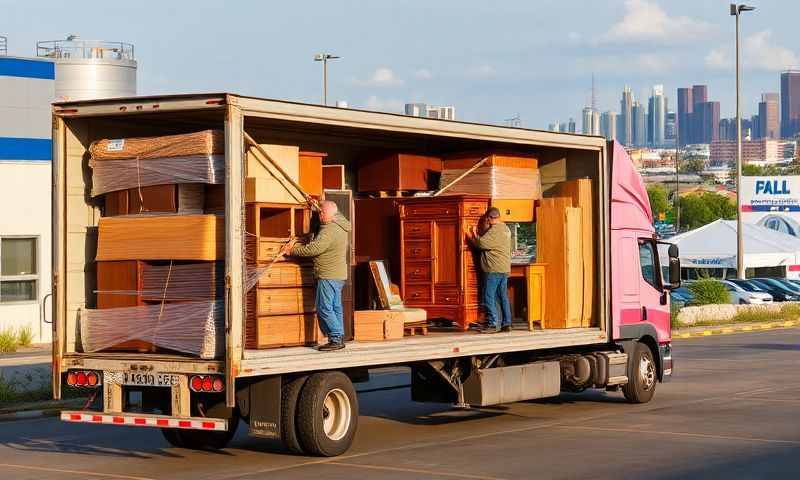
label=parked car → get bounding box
[745,279,800,302]
[761,278,800,296]
[720,280,773,304]
[670,286,695,308]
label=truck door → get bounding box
[616,233,642,325]
[636,237,671,342]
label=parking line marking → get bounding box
[556,425,800,445]
[0,463,155,480]
[328,461,507,480]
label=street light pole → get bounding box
[314,53,340,106]
[731,4,755,280]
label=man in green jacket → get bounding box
[281,200,351,351]
[468,207,513,333]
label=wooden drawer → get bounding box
[256,261,314,287]
[462,201,488,218]
[403,221,431,238]
[403,203,458,218]
[255,313,320,348]
[256,287,316,315]
[405,261,432,283]
[404,285,432,303]
[435,288,461,305]
[258,238,286,261]
[404,241,431,260]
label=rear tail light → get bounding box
[66,370,102,388]
[189,375,224,393]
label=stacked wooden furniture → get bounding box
[535,178,595,329]
[440,151,541,222]
[358,152,442,194]
[397,195,489,330]
[86,130,227,357]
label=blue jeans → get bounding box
[482,272,512,328]
[316,279,345,343]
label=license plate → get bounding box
[122,372,180,387]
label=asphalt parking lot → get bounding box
[1,328,798,479]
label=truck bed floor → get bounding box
[240,327,605,377]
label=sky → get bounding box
[2,0,798,128]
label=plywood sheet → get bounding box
[90,130,224,161]
[95,214,224,261]
[246,144,303,203]
[554,179,595,327]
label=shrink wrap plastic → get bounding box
[89,155,225,197]
[81,301,224,359]
[90,130,224,161]
[438,166,542,199]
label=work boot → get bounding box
[318,339,345,352]
[500,325,513,333]
[479,325,500,334]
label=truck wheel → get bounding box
[281,375,309,454]
[297,371,358,457]
[161,414,239,450]
[623,343,657,404]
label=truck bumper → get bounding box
[660,343,673,382]
[61,411,228,431]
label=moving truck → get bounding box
[52,93,679,456]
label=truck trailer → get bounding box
[52,93,679,456]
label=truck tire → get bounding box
[623,342,657,404]
[281,375,309,454]
[296,371,358,457]
[160,414,239,450]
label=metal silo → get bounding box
[36,35,136,101]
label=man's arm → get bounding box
[291,228,332,257]
[471,226,500,250]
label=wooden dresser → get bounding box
[397,195,489,330]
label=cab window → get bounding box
[638,239,660,289]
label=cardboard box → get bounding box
[354,310,406,341]
[246,144,304,203]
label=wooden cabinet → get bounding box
[358,153,442,193]
[398,195,489,330]
[299,151,326,197]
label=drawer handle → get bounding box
[444,297,453,302]
[411,227,421,232]
[445,209,450,214]
[413,269,422,275]
[412,248,421,255]
[411,292,420,298]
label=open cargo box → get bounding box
[53,94,610,407]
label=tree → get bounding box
[742,163,780,176]
[678,155,706,174]
[678,192,736,230]
[646,184,671,221]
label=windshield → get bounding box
[759,278,800,293]
[732,280,763,292]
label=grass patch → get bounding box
[0,328,17,353]
[0,375,87,407]
[17,326,33,347]
[678,303,800,329]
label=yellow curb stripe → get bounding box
[721,328,735,334]
[784,320,796,327]
[674,321,800,340]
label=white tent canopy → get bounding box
[663,219,800,270]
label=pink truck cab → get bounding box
[610,142,678,401]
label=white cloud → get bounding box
[468,63,496,78]
[705,30,799,70]
[601,0,714,45]
[364,95,404,112]
[414,68,433,80]
[355,67,404,87]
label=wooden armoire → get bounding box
[397,195,490,330]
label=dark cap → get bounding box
[486,207,501,218]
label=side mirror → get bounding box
[668,244,681,289]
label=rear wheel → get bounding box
[281,375,309,454]
[623,342,657,404]
[297,371,358,457]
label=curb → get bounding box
[0,407,63,423]
[674,320,799,339]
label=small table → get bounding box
[509,263,547,331]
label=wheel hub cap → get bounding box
[322,388,351,441]
[639,356,656,391]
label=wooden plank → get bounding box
[536,197,575,328]
[95,214,224,261]
[565,207,583,328]
[554,179,595,327]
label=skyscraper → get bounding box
[567,118,576,133]
[719,118,734,141]
[692,85,708,105]
[600,111,617,141]
[632,101,646,147]
[619,86,633,145]
[581,107,593,135]
[781,70,800,138]
[677,87,693,146]
[648,85,665,146]
[759,93,779,139]
[750,114,761,140]
[591,110,601,136]
[695,101,720,144]
[665,111,676,141]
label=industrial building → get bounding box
[0,36,136,343]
